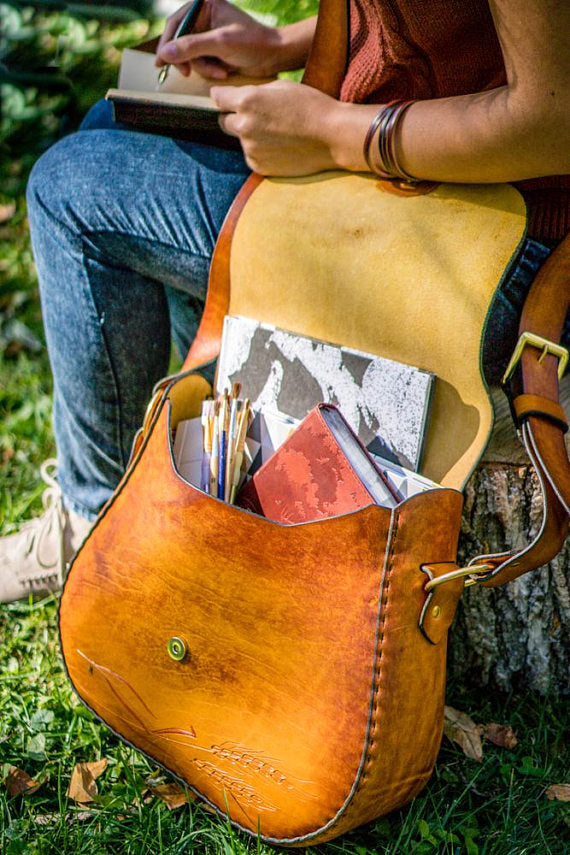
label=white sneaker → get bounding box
[0,460,92,603]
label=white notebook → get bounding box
[216,315,435,472]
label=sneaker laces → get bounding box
[18,458,66,589]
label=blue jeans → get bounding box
[26,100,561,519]
[27,100,250,519]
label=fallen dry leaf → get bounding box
[444,705,483,762]
[546,783,570,802]
[483,722,518,749]
[151,782,196,810]
[4,766,41,797]
[135,788,154,806]
[67,759,108,804]
[115,808,138,820]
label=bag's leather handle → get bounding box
[467,234,570,586]
[181,174,263,373]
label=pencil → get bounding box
[225,392,240,501]
[209,400,220,498]
[218,391,229,500]
[229,398,251,504]
[200,399,213,493]
[157,0,206,87]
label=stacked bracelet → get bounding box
[363,100,418,183]
[363,109,394,179]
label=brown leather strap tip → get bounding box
[513,393,568,433]
[181,174,263,373]
[419,564,464,644]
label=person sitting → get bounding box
[1,0,568,602]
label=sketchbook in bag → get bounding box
[217,315,435,472]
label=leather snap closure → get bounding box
[167,636,187,661]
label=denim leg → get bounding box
[26,115,249,519]
[79,98,125,131]
[79,99,212,361]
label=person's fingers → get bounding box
[156,8,187,63]
[217,111,241,137]
[210,84,251,112]
[157,30,230,66]
[191,58,230,79]
[214,86,265,142]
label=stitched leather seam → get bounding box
[336,508,400,824]
[528,423,570,516]
[363,511,399,775]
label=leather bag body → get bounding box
[60,371,465,845]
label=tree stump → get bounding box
[448,378,570,696]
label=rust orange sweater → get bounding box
[340,0,569,241]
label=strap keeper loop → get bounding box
[513,393,569,433]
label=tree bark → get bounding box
[447,382,570,696]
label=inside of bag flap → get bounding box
[225,174,527,489]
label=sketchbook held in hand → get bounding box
[106,40,273,148]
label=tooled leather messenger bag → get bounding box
[58,0,570,846]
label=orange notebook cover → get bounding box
[236,404,400,523]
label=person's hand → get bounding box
[212,79,369,176]
[155,0,285,80]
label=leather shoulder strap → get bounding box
[470,234,570,586]
[301,0,348,96]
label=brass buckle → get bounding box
[502,332,569,384]
[423,563,493,593]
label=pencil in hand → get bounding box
[157,0,206,87]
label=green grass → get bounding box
[1,2,569,853]
[0,600,568,854]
